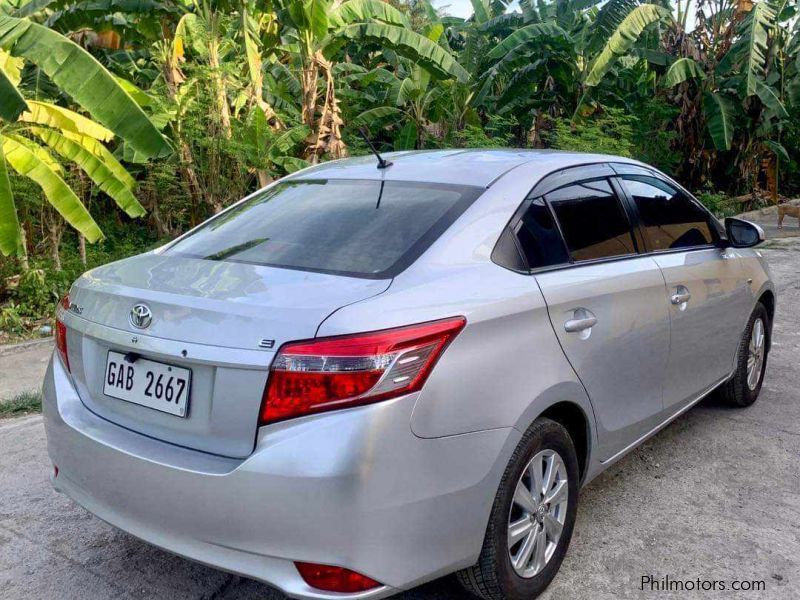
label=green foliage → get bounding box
[697,191,739,218]
[0,303,25,335]
[454,115,515,148]
[547,108,637,157]
[630,98,680,175]
[0,391,42,416]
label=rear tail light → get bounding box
[295,562,382,593]
[56,294,70,372]
[260,316,466,424]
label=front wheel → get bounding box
[457,418,579,600]
[718,303,770,407]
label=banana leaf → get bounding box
[29,127,145,217]
[336,23,470,83]
[2,134,103,242]
[0,139,21,256]
[0,16,171,158]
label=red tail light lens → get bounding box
[260,316,466,424]
[56,294,70,372]
[295,562,382,593]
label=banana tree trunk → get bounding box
[240,2,283,129]
[163,57,205,223]
[78,234,86,266]
[306,52,347,164]
[45,209,64,272]
[207,28,232,139]
[257,170,272,187]
[18,227,29,271]
[301,64,319,129]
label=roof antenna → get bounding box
[358,127,392,169]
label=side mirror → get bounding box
[724,217,765,248]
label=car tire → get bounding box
[718,302,770,408]
[457,418,579,600]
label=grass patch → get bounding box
[0,391,43,418]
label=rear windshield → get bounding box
[166,179,483,278]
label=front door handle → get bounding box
[564,308,597,333]
[670,287,691,306]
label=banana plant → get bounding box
[473,0,669,120]
[350,22,455,149]
[0,16,171,257]
[276,0,469,162]
[661,0,793,154]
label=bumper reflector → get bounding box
[295,562,382,593]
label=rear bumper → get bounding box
[43,356,518,599]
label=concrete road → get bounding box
[0,340,52,401]
[1,241,799,600]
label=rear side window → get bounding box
[515,197,569,269]
[546,180,636,262]
[166,179,482,278]
[619,176,714,251]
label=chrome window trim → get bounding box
[492,161,725,277]
[609,162,725,243]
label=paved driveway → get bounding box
[1,240,799,600]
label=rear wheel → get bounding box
[718,303,769,407]
[457,418,579,600]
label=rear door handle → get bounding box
[564,309,597,333]
[670,287,691,305]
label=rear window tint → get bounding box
[166,179,482,278]
[546,180,636,262]
[516,197,570,269]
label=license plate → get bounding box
[103,351,191,417]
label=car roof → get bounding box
[289,149,645,188]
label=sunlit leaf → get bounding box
[662,57,706,88]
[2,134,103,242]
[29,127,145,217]
[336,23,470,82]
[0,16,171,158]
[0,137,21,256]
[584,4,669,86]
[330,0,410,27]
[352,105,404,127]
[20,100,114,140]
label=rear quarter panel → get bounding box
[319,262,592,440]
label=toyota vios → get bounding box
[44,150,774,600]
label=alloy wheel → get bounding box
[507,449,569,578]
[747,317,766,391]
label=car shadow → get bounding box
[102,383,769,600]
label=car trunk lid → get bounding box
[64,252,390,458]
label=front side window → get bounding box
[546,179,636,262]
[166,179,482,278]
[620,176,714,251]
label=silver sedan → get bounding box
[43,150,774,600]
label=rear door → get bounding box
[524,168,670,461]
[614,168,751,410]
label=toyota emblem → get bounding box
[130,303,152,329]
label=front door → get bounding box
[616,173,751,409]
[532,178,671,461]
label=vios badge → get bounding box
[130,303,152,329]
